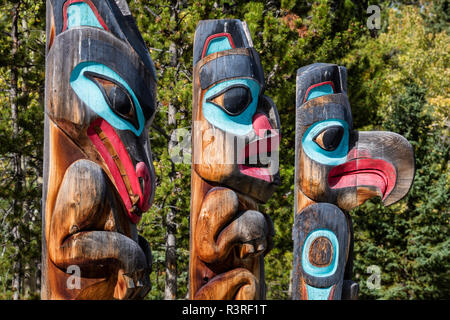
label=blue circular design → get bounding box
[301,229,339,278]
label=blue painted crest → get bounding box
[305,83,334,101]
[204,36,233,57]
[66,2,104,30]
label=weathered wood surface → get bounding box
[42,0,157,299]
[293,63,415,300]
[190,19,281,300]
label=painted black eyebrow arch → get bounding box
[199,49,264,90]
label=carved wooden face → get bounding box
[192,20,281,203]
[296,64,415,211]
[46,0,157,223]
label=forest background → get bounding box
[0,0,448,300]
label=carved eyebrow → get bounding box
[199,49,264,89]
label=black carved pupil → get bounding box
[222,86,251,115]
[109,86,132,115]
[322,126,344,150]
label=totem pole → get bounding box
[42,0,157,299]
[293,63,415,300]
[190,19,281,300]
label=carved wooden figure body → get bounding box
[42,0,157,299]
[293,63,415,300]
[190,20,281,300]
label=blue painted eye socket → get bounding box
[302,119,349,166]
[66,2,104,30]
[301,229,339,278]
[70,62,145,136]
[203,79,260,136]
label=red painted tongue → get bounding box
[239,165,272,182]
[328,158,396,200]
[329,170,388,195]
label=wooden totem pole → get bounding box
[293,63,415,300]
[190,20,281,300]
[42,0,157,299]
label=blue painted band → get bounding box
[305,284,333,300]
[302,229,339,278]
[202,78,260,136]
[301,119,349,166]
[70,62,145,136]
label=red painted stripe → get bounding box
[88,119,145,224]
[201,32,236,59]
[328,285,336,300]
[303,81,336,103]
[62,0,109,32]
[302,281,308,300]
[87,122,134,221]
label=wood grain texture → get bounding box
[42,0,156,300]
[293,63,415,300]
[190,19,279,300]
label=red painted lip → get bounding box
[238,134,280,183]
[87,119,152,224]
[328,158,397,200]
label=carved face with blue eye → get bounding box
[302,119,349,166]
[70,61,145,136]
[202,78,261,136]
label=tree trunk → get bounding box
[10,1,23,301]
[164,38,179,300]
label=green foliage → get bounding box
[0,0,45,299]
[343,5,449,299]
[0,0,447,300]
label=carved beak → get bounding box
[328,131,415,206]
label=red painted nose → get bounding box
[252,112,275,137]
[136,162,152,213]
